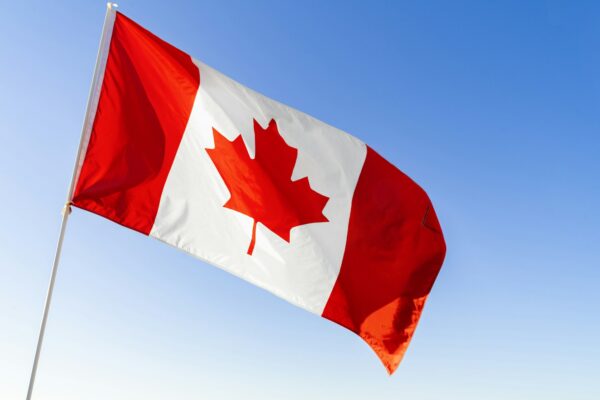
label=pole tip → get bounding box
[107,2,119,10]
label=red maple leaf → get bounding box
[206,119,329,255]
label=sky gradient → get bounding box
[1,1,599,399]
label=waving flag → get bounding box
[71,11,446,374]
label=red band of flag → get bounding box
[322,147,446,373]
[72,13,200,234]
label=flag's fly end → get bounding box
[321,147,446,375]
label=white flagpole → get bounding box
[25,4,118,399]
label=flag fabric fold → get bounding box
[71,12,446,374]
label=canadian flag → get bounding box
[71,12,446,374]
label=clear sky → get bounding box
[1,1,599,399]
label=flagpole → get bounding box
[25,4,118,399]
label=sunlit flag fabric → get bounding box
[71,12,446,374]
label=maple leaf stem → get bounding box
[247,220,258,255]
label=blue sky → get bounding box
[1,0,599,398]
